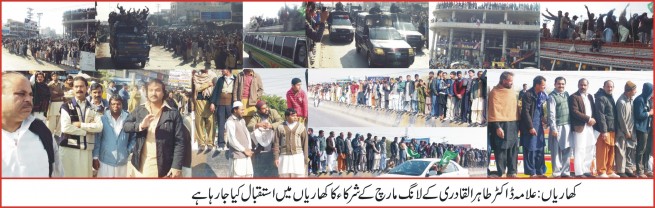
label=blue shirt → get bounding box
[92,110,135,166]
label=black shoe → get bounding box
[576,175,587,178]
[618,173,628,178]
[626,172,637,178]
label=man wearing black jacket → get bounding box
[593,80,619,178]
[124,79,186,178]
[210,69,236,150]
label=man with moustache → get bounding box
[124,79,186,178]
[569,79,596,178]
[47,72,65,137]
[93,97,135,177]
[615,81,638,177]
[547,77,573,178]
[488,71,519,177]
[233,69,264,123]
[87,83,109,113]
[2,73,63,177]
[593,80,620,178]
[59,76,103,177]
[210,69,236,150]
[519,76,548,178]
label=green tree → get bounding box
[261,95,287,114]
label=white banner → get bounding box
[2,179,652,206]
[80,51,95,71]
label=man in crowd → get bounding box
[210,69,236,150]
[615,81,638,177]
[317,130,327,174]
[87,83,108,113]
[124,79,186,178]
[47,72,65,137]
[60,76,103,177]
[569,79,596,178]
[93,97,135,177]
[193,70,217,151]
[118,84,130,111]
[273,108,308,177]
[32,72,51,121]
[488,71,519,177]
[634,83,653,178]
[547,77,573,178]
[233,69,264,123]
[224,101,254,177]
[519,76,548,178]
[2,72,63,177]
[593,80,620,178]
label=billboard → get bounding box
[200,12,231,21]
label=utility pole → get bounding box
[37,13,43,38]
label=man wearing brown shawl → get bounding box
[488,71,519,177]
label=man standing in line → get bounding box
[615,81,638,178]
[444,72,456,122]
[336,132,345,174]
[287,78,308,124]
[453,71,466,123]
[317,130,327,174]
[463,70,475,124]
[390,137,399,167]
[351,133,362,173]
[429,71,440,118]
[210,69,236,150]
[470,70,486,126]
[344,132,354,173]
[193,70,218,151]
[547,77,573,178]
[307,128,320,175]
[519,76,548,178]
[634,83,653,178]
[124,79,186,178]
[273,108,308,178]
[60,76,103,177]
[224,101,254,177]
[3,72,63,177]
[93,97,135,177]
[47,72,65,137]
[593,80,620,178]
[569,79,596,178]
[378,137,387,171]
[488,72,519,177]
[325,131,337,174]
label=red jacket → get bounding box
[286,88,308,118]
[454,79,465,97]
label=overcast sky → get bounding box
[255,69,307,98]
[312,127,487,149]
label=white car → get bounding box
[378,158,469,178]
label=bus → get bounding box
[243,31,307,68]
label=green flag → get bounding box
[439,150,457,166]
[649,2,653,13]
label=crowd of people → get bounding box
[489,72,653,178]
[436,2,539,12]
[306,130,487,175]
[309,70,487,127]
[150,27,242,69]
[2,71,194,178]
[192,69,309,177]
[541,4,653,49]
[306,1,328,67]
[2,37,95,69]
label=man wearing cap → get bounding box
[273,108,308,177]
[210,69,236,150]
[233,69,264,123]
[616,81,638,177]
[225,101,254,177]
[287,78,308,124]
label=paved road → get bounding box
[242,51,262,68]
[316,31,429,68]
[2,48,78,71]
[97,42,240,70]
[309,101,382,127]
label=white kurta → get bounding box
[226,115,254,177]
[573,94,598,176]
[277,122,306,176]
[60,100,103,177]
[2,115,63,177]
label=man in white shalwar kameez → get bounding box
[225,101,254,177]
[569,79,597,177]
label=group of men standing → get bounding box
[193,69,309,177]
[3,72,191,178]
[489,71,653,178]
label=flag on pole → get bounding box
[649,2,653,13]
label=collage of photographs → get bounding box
[1,1,653,180]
